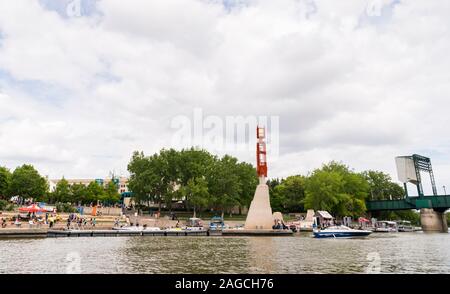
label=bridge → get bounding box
[365,154,449,232]
[367,195,450,212]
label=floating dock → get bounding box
[0,229,48,238]
[47,229,210,237]
[0,228,293,238]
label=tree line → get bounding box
[128,149,408,218]
[1,150,410,219]
[0,164,120,205]
[49,179,121,205]
[268,161,406,218]
[127,148,258,217]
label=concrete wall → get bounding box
[420,208,448,232]
[83,206,122,216]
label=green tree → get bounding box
[304,162,369,217]
[235,162,258,213]
[160,148,183,211]
[178,148,214,186]
[207,155,242,217]
[267,178,283,211]
[128,151,151,205]
[128,150,176,211]
[8,164,48,201]
[181,177,210,217]
[70,183,88,205]
[53,178,71,203]
[304,169,344,213]
[85,181,105,205]
[147,153,173,211]
[267,178,281,192]
[104,180,121,203]
[362,170,405,200]
[127,148,260,216]
[0,166,12,198]
[272,175,306,212]
[178,148,215,211]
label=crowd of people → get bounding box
[66,213,97,230]
[0,212,59,229]
[272,219,288,230]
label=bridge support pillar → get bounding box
[420,208,448,233]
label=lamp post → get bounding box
[443,185,447,195]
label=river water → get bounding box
[0,232,449,274]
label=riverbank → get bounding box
[0,211,246,230]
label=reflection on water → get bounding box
[247,237,277,273]
[0,232,449,274]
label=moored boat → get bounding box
[209,216,228,230]
[397,220,414,232]
[374,221,398,232]
[313,225,372,238]
[184,217,206,231]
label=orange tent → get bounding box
[19,204,46,213]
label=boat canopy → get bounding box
[377,221,397,225]
[316,211,333,219]
[398,220,411,224]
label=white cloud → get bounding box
[0,0,449,192]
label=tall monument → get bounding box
[244,126,274,230]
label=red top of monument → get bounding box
[256,126,267,177]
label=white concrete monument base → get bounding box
[244,181,274,230]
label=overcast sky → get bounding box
[0,0,449,195]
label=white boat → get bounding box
[184,217,206,231]
[313,225,372,238]
[209,216,228,230]
[374,221,398,232]
[144,227,162,231]
[397,220,414,232]
[184,226,206,231]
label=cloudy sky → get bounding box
[0,0,449,195]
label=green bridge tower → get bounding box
[366,154,449,232]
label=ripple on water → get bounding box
[0,233,449,274]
